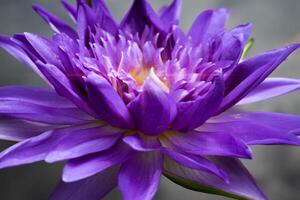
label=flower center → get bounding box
[131,68,170,93]
[129,68,150,86]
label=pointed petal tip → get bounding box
[0,34,10,41]
[31,4,50,19]
[236,140,253,159]
[172,0,182,7]
[239,22,253,29]
[62,169,84,183]
[244,146,253,159]
[45,152,61,163]
[0,35,12,48]
[31,3,41,11]
[62,173,73,183]
[284,43,300,53]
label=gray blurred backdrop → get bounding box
[1,0,300,199]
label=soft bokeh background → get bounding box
[1,0,300,199]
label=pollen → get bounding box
[130,68,150,86]
[130,68,170,92]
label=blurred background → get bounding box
[1,0,300,199]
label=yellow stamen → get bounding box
[129,68,150,86]
[130,67,170,92]
[148,68,169,93]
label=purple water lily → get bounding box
[0,0,300,199]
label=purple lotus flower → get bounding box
[1,0,300,199]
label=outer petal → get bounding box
[76,0,117,46]
[172,73,224,131]
[159,0,182,28]
[0,117,57,142]
[238,78,300,105]
[119,152,162,200]
[63,142,133,182]
[91,0,110,12]
[0,130,58,169]
[166,131,252,158]
[123,134,162,151]
[24,32,62,66]
[188,8,229,46]
[163,149,228,182]
[77,3,89,49]
[32,4,77,39]
[220,43,300,112]
[128,71,177,135]
[164,157,267,200]
[0,124,108,169]
[78,0,118,35]
[120,0,165,33]
[50,166,118,200]
[45,125,122,163]
[85,72,134,129]
[35,62,95,117]
[0,86,75,108]
[92,0,118,35]
[0,36,42,76]
[219,23,252,63]
[0,101,88,125]
[61,0,77,22]
[201,111,300,145]
[0,86,92,125]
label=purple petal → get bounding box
[238,78,300,105]
[78,0,118,35]
[24,32,62,66]
[0,130,58,169]
[50,166,118,200]
[172,73,224,131]
[45,125,122,163]
[61,0,77,22]
[85,72,134,129]
[92,0,118,35]
[0,117,57,142]
[0,101,88,125]
[120,0,165,33]
[172,25,187,44]
[163,149,228,182]
[0,86,75,108]
[63,142,133,182]
[220,43,300,112]
[220,23,252,62]
[159,0,182,28]
[35,62,96,117]
[230,23,252,46]
[164,157,267,200]
[167,131,252,158]
[0,86,92,125]
[201,111,300,145]
[25,32,78,76]
[0,35,42,76]
[76,0,117,47]
[188,8,229,46]
[119,152,162,200]
[123,134,162,151]
[91,0,109,12]
[0,124,100,169]
[32,4,77,39]
[128,71,177,135]
[76,3,88,49]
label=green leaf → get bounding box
[163,172,249,200]
[242,38,255,60]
